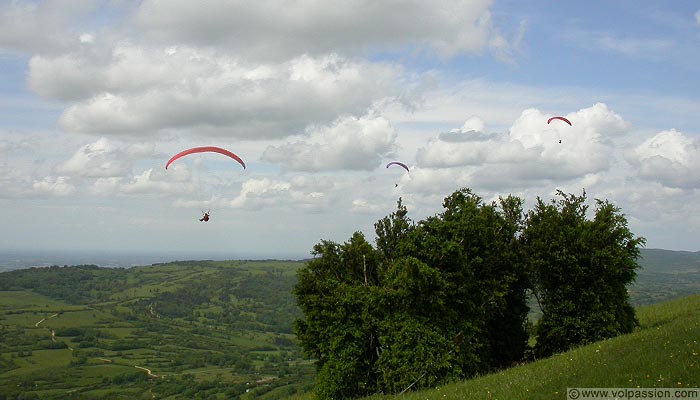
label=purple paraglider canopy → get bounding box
[386,161,409,172]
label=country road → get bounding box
[34,313,59,327]
[135,365,159,378]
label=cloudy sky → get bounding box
[1,0,699,259]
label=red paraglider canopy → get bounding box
[547,116,572,126]
[165,146,246,170]
[386,161,409,172]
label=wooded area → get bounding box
[294,188,645,398]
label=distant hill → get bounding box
[637,248,700,272]
[630,249,700,306]
[0,250,299,272]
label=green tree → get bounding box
[402,189,529,371]
[294,232,383,399]
[295,189,530,398]
[295,188,644,398]
[376,257,459,392]
[374,198,413,263]
[522,190,645,357]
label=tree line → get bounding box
[294,188,645,399]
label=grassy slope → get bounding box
[359,295,700,400]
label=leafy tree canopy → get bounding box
[295,188,644,399]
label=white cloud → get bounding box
[36,50,400,138]
[28,54,110,101]
[695,10,700,26]
[402,167,473,195]
[133,0,499,60]
[572,102,629,136]
[78,33,94,44]
[52,138,167,197]
[594,180,700,250]
[32,176,75,197]
[121,168,184,194]
[436,116,489,143]
[228,178,289,210]
[459,116,487,133]
[489,18,527,64]
[262,113,397,171]
[416,103,628,184]
[289,175,337,194]
[351,198,384,214]
[90,165,195,197]
[0,0,98,56]
[0,139,24,153]
[56,138,132,178]
[0,163,28,199]
[227,176,335,212]
[90,177,122,196]
[125,142,156,158]
[628,129,700,189]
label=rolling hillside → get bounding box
[631,249,700,305]
[0,260,314,399]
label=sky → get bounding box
[1,0,699,259]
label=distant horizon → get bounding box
[0,247,310,259]
[0,248,309,272]
[1,246,698,273]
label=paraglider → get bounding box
[165,146,246,171]
[199,210,210,222]
[165,147,245,222]
[547,116,572,126]
[386,161,409,187]
[547,116,572,143]
[386,161,409,172]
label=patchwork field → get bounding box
[0,260,315,399]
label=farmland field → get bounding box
[0,260,315,399]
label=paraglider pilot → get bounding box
[199,211,210,222]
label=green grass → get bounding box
[0,291,77,310]
[41,309,113,328]
[364,295,700,400]
[103,327,138,339]
[76,363,138,379]
[1,348,74,379]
